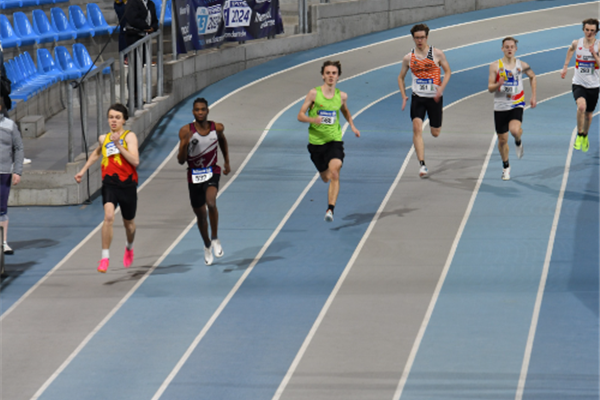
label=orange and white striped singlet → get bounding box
[410,46,441,98]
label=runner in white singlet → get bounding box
[488,37,537,181]
[561,18,600,153]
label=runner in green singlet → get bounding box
[297,60,360,222]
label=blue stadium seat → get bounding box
[86,4,115,36]
[22,51,58,87]
[13,12,39,46]
[7,58,40,99]
[16,53,53,91]
[54,45,83,79]
[50,8,77,41]
[36,0,53,5]
[37,47,68,81]
[0,14,22,48]
[68,5,95,38]
[72,42,111,75]
[0,0,23,10]
[32,10,59,44]
[4,61,32,100]
[20,0,38,7]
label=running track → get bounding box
[2,1,598,399]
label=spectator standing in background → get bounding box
[123,0,158,104]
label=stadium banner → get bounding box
[174,0,284,53]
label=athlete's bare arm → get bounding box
[74,135,104,183]
[115,131,140,167]
[397,53,411,111]
[340,91,360,137]
[561,39,578,79]
[215,123,231,175]
[488,61,503,93]
[177,124,192,165]
[434,48,452,102]
[522,61,537,108]
[297,88,320,124]
[589,40,600,66]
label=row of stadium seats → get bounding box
[0,5,115,48]
[4,44,110,101]
[0,0,67,10]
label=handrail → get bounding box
[119,29,163,114]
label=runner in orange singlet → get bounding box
[398,24,452,178]
[75,104,139,273]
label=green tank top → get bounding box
[308,86,342,145]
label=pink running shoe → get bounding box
[123,247,134,268]
[97,258,109,273]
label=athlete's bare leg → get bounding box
[430,126,441,137]
[497,131,510,163]
[193,205,211,248]
[413,118,425,161]
[584,111,593,134]
[102,202,116,250]
[319,158,342,206]
[576,97,588,133]
[123,218,136,244]
[509,120,523,142]
[205,186,219,240]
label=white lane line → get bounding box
[272,91,412,400]
[391,90,572,400]
[514,109,600,400]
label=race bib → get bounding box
[105,140,122,157]
[416,78,436,93]
[500,81,519,95]
[578,61,596,75]
[318,110,336,125]
[191,166,213,184]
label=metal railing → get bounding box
[67,58,116,163]
[119,29,164,114]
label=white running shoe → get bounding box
[502,167,511,181]
[204,246,213,266]
[516,143,523,159]
[211,239,224,258]
[419,165,428,178]
[324,209,334,222]
[3,242,13,255]
[23,158,32,165]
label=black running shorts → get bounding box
[307,141,345,173]
[188,173,220,209]
[410,93,443,128]
[572,84,600,112]
[494,108,523,134]
[102,183,138,220]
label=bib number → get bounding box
[318,110,336,125]
[105,140,122,157]
[191,167,213,184]
[579,62,595,75]
[416,79,435,94]
[500,82,519,95]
